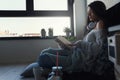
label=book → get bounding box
[55,36,72,49]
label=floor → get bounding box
[0,64,116,80]
[0,64,34,80]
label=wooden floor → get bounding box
[0,64,34,80]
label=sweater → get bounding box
[65,29,112,75]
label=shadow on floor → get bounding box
[62,71,116,80]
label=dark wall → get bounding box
[106,2,120,27]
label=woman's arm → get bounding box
[79,30,106,55]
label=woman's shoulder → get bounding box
[95,20,105,30]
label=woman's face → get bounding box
[87,7,98,21]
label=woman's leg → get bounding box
[40,47,72,56]
[38,54,55,69]
[38,53,70,69]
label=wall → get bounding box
[0,39,58,64]
[74,0,87,40]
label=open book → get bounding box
[55,36,72,49]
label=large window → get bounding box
[0,17,70,37]
[0,0,74,38]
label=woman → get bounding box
[37,1,112,75]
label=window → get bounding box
[0,0,26,11]
[0,0,74,38]
[34,0,68,11]
[0,17,70,37]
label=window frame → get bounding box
[0,0,74,38]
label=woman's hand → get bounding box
[57,42,66,49]
[74,40,82,46]
[57,39,82,49]
[67,40,82,47]
[57,42,72,50]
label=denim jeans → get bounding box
[38,54,55,69]
[37,48,72,69]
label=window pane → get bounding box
[0,0,26,10]
[0,17,70,37]
[34,0,68,11]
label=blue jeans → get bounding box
[37,48,72,69]
[38,54,55,68]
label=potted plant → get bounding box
[41,28,46,38]
[48,28,53,37]
[64,27,71,37]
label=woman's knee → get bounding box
[37,54,55,68]
[41,48,53,54]
[38,54,47,63]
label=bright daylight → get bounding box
[0,17,70,37]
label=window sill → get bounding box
[0,36,56,40]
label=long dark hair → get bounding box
[84,1,107,36]
[88,1,106,21]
